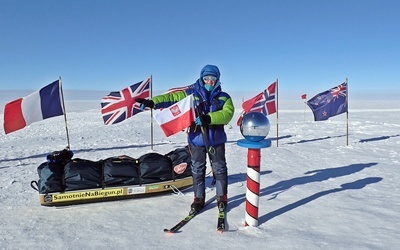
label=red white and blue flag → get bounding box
[242,82,277,115]
[307,82,348,121]
[3,80,64,134]
[101,78,151,125]
[237,82,277,125]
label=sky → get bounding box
[1,0,399,99]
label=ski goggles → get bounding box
[202,75,217,82]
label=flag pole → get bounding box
[59,76,71,150]
[150,75,154,151]
[346,77,349,146]
[276,78,279,147]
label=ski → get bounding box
[216,202,226,232]
[164,195,216,233]
[216,210,225,232]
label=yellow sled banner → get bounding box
[39,177,193,206]
[50,188,125,203]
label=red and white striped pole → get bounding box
[238,111,271,227]
[245,148,261,226]
[237,139,270,227]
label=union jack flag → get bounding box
[237,82,277,125]
[101,78,151,125]
[307,82,348,121]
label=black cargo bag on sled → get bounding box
[64,159,103,191]
[103,156,140,187]
[164,146,192,178]
[36,161,65,194]
[32,147,193,195]
[35,149,73,194]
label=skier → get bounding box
[136,64,234,214]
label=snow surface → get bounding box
[0,94,399,250]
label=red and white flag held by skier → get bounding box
[101,77,151,125]
[3,80,64,134]
[153,95,195,137]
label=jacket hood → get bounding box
[200,65,220,81]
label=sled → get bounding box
[31,147,193,206]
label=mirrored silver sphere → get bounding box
[240,112,270,142]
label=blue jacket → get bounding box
[185,78,234,146]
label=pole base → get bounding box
[237,139,271,149]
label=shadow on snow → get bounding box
[228,162,381,226]
[359,134,400,143]
[258,176,382,224]
[285,134,346,145]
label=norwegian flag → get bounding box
[237,82,277,125]
[306,82,348,121]
[101,78,151,125]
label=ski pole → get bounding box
[195,102,216,185]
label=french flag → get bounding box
[3,80,64,134]
[153,95,195,137]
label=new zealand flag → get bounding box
[307,82,348,121]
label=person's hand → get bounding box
[195,114,211,126]
[135,98,154,111]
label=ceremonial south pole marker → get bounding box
[237,112,271,227]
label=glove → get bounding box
[195,114,211,126]
[135,98,154,111]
